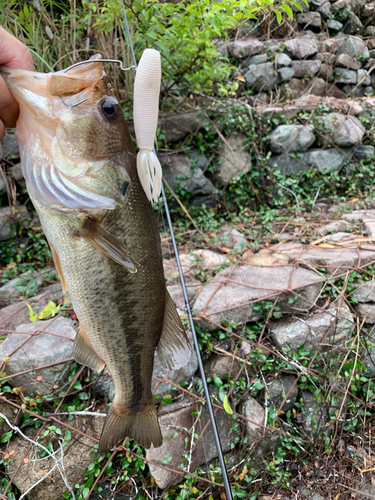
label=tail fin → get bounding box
[99,404,162,454]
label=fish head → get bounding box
[0,56,134,212]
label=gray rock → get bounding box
[0,172,5,196]
[267,375,298,411]
[364,26,375,36]
[218,226,248,253]
[95,332,198,401]
[239,397,265,442]
[301,390,324,433]
[352,281,375,303]
[336,35,369,59]
[248,53,268,65]
[216,133,251,185]
[335,67,358,84]
[319,63,333,81]
[358,69,371,86]
[360,483,375,500]
[273,233,375,270]
[356,303,375,323]
[275,53,292,67]
[291,60,321,78]
[317,38,338,53]
[215,40,231,57]
[299,486,326,500]
[6,415,103,500]
[228,39,264,59]
[146,400,235,488]
[9,162,26,189]
[317,1,331,18]
[271,305,354,352]
[317,220,349,236]
[0,267,57,305]
[296,12,322,29]
[364,347,375,376]
[0,317,76,395]
[167,279,200,309]
[314,52,336,64]
[352,145,374,160]
[269,124,315,153]
[157,112,210,143]
[267,148,349,175]
[193,266,322,332]
[327,19,343,32]
[318,113,365,146]
[160,153,217,197]
[344,12,363,34]
[365,85,374,95]
[205,354,241,380]
[284,36,318,59]
[0,206,30,242]
[244,62,278,91]
[0,134,19,159]
[278,66,295,81]
[335,53,361,70]
[188,150,209,170]
[263,40,281,52]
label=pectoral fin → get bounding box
[157,291,191,370]
[76,217,137,273]
[73,325,105,372]
[49,242,68,294]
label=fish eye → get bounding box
[100,98,119,121]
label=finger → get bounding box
[0,27,33,130]
[0,119,4,142]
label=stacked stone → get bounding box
[223,34,375,99]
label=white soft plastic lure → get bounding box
[133,48,162,203]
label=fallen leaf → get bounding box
[37,376,43,381]
[235,75,246,82]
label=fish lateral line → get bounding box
[75,216,138,273]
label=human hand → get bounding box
[0,27,33,141]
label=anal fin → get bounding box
[49,243,68,294]
[76,217,137,273]
[156,290,191,370]
[74,325,105,372]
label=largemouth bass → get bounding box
[0,56,191,452]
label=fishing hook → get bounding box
[60,97,89,108]
[64,59,136,73]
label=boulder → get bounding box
[216,133,252,184]
[296,12,322,29]
[352,281,375,303]
[284,37,318,59]
[158,112,210,143]
[314,53,336,64]
[9,162,26,189]
[167,279,201,309]
[218,226,248,253]
[267,148,349,175]
[205,354,241,380]
[317,1,331,18]
[291,60,321,78]
[227,39,264,58]
[6,415,103,500]
[0,316,76,395]
[273,233,375,270]
[275,53,292,67]
[356,303,375,323]
[336,36,369,59]
[247,53,268,65]
[160,153,217,197]
[335,67,358,84]
[267,375,298,411]
[278,67,295,81]
[301,390,325,433]
[318,113,365,147]
[239,397,265,442]
[146,400,234,488]
[245,248,290,267]
[269,124,315,153]
[270,305,354,352]
[335,53,362,70]
[193,265,322,332]
[244,62,278,91]
[317,220,349,236]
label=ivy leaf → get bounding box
[0,431,13,443]
[223,394,233,415]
